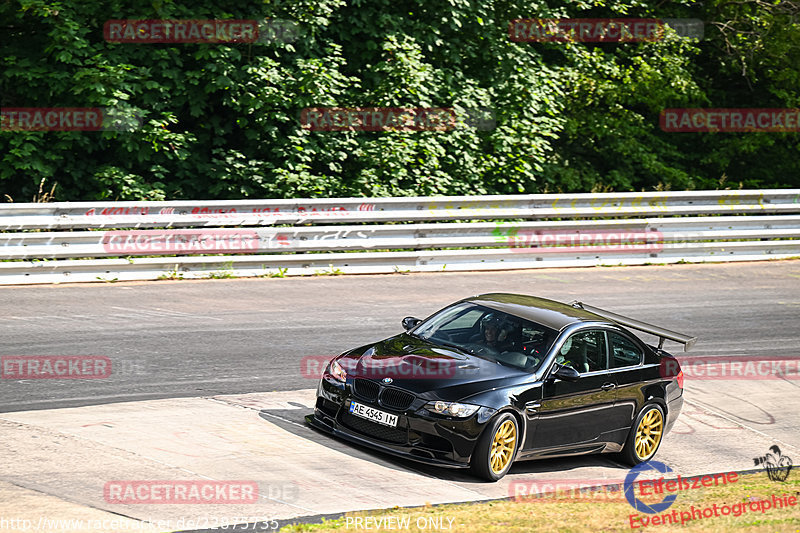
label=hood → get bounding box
[338,333,530,401]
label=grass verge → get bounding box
[280,469,800,533]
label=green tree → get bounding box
[1,0,797,202]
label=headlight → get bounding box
[425,401,480,418]
[327,358,347,382]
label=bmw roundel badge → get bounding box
[382,377,393,384]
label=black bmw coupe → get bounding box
[306,293,693,481]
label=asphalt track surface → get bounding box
[1,260,799,413]
[1,261,799,533]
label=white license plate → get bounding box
[348,401,398,427]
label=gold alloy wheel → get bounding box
[490,419,517,473]
[635,408,664,460]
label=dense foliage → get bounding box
[1,0,798,201]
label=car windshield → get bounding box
[412,302,558,372]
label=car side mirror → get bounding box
[552,364,580,382]
[402,317,422,331]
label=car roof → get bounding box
[462,293,606,331]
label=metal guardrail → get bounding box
[2,215,800,259]
[2,189,798,229]
[1,190,798,284]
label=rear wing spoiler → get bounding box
[570,301,697,352]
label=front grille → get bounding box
[379,387,415,411]
[353,378,379,401]
[340,411,408,444]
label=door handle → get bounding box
[601,383,616,391]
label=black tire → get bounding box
[621,403,666,466]
[470,412,519,481]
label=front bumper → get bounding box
[305,412,470,469]
[305,375,494,469]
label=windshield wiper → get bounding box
[409,331,473,355]
[430,339,474,355]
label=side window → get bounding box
[609,332,643,368]
[556,330,608,373]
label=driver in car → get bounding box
[477,314,514,352]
